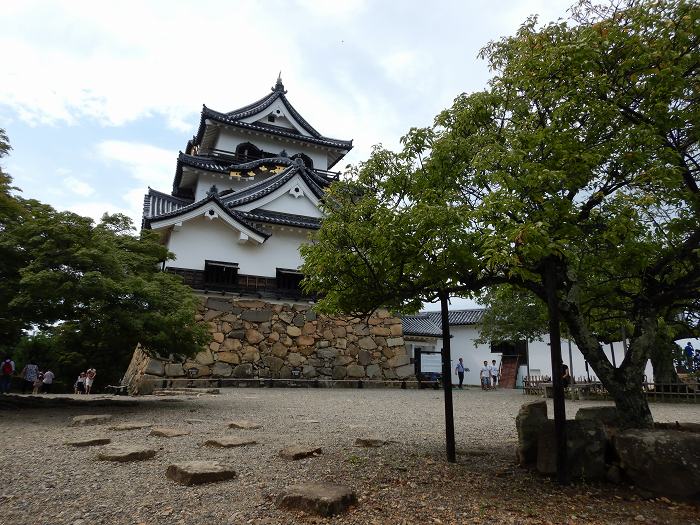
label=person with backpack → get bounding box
[1,356,15,393]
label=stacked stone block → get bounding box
[125,297,414,393]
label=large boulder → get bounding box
[575,406,620,427]
[515,400,547,466]
[614,429,700,498]
[536,419,607,480]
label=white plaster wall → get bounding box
[241,99,310,134]
[166,215,310,276]
[259,192,323,217]
[425,324,654,387]
[215,130,328,169]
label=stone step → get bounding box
[65,437,111,447]
[149,427,191,438]
[279,444,322,460]
[277,482,357,516]
[166,461,237,485]
[97,446,157,462]
[69,414,113,427]
[203,437,258,448]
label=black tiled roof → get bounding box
[425,309,485,326]
[402,315,443,337]
[198,106,353,150]
[143,194,270,240]
[143,187,193,221]
[239,209,321,230]
[173,154,336,196]
[221,164,326,207]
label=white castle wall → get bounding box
[167,215,310,277]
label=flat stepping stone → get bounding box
[227,420,261,430]
[279,444,322,460]
[69,414,113,426]
[354,438,388,448]
[203,437,258,448]
[185,419,207,424]
[166,461,237,485]
[65,437,111,447]
[109,422,152,431]
[149,427,190,437]
[277,482,357,516]
[97,445,156,462]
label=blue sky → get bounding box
[1,0,574,309]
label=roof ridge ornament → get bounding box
[272,72,287,94]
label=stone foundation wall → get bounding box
[125,297,414,393]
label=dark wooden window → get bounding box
[204,260,239,289]
[235,142,263,162]
[276,268,303,291]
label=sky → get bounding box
[1,0,574,309]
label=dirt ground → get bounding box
[0,387,698,525]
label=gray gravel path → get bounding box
[1,388,698,525]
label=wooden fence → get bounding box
[522,375,700,403]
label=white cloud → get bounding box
[96,140,173,188]
[296,0,367,18]
[63,176,94,197]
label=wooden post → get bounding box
[439,290,456,463]
[544,259,568,485]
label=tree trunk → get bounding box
[649,335,681,384]
[556,290,655,429]
[606,371,654,429]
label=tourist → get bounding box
[74,372,86,394]
[42,369,55,394]
[562,364,571,388]
[21,359,39,394]
[480,360,491,390]
[85,368,96,394]
[684,342,695,371]
[32,372,44,394]
[1,355,15,393]
[454,358,467,389]
[490,359,499,389]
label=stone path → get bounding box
[3,389,700,524]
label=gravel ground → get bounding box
[0,387,699,525]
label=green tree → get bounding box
[0,133,207,385]
[303,0,699,428]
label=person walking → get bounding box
[1,356,15,394]
[74,372,86,394]
[685,342,695,371]
[42,369,55,394]
[490,359,499,390]
[21,360,39,394]
[85,368,96,394]
[480,360,491,390]
[454,358,467,389]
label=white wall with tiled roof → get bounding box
[166,215,308,276]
